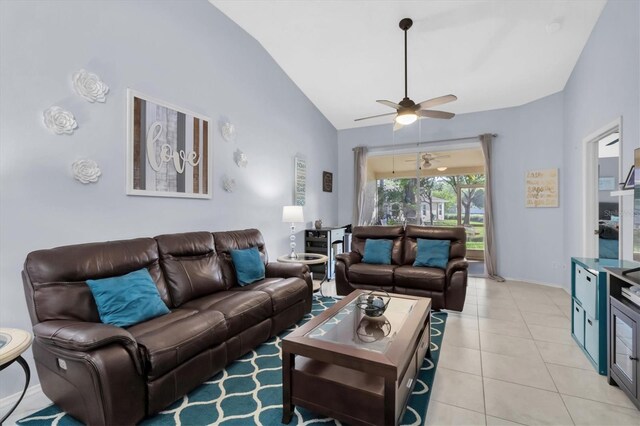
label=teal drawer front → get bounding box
[575,265,598,318]
[584,313,599,363]
[572,300,585,346]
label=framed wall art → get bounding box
[126,90,212,198]
[323,171,333,192]
[525,168,559,208]
[294,157,306,206]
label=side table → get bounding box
[277,253,329,296]
[0,328,33,424]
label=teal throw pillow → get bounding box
[230,247,265,286]
[362,239,393,265]
[414,238,451,269]
[86,268,170,328]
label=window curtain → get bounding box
[480,134,505,282]
[353,146,368,225]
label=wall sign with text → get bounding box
[294,157,306,206]
[525,168,558,208]
[126,90,212,199]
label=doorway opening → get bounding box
[366,147,486,275]
[583,119,622,259]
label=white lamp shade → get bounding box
[282,205,304,223]
[395,111,417,125]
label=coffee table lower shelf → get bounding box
[281,290,432,426]
[288,355,425,426]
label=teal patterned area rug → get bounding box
[19,296,446,426]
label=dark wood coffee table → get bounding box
[282,290,431,426]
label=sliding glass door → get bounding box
[366,150,486,258]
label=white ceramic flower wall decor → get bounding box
[222,175,236,192]
[221,121,236,142]
[72,69,109,103]
[234,149,248,168]
[72,159,102,184]
[43,106,78,135]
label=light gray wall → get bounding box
[338,93,566,287]
[0,0,337,398]
[563,0,639,271]
[339,0,640,289]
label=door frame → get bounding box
[582,117,623,258]
[457,183,485,262]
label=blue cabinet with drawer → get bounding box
[571,257,639,375]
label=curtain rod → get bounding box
[351,134,498,151]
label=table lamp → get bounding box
[282,205,304,259]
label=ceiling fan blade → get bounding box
[606,138,620,146]
[393,121,403,132]
[376,100,401,110]
[354,112,396,122]
[417,94,457,110]
[418,110,455,119]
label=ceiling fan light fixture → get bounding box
[395,111,417,125]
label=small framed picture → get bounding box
[622,166,635,190]
[322,171,333,192]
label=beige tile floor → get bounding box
[6,278,640,425]
[425,277,640,426]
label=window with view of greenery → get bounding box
[374,174,486,252]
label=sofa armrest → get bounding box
[265,262,313,312]
[265,262,310,278]
[33,320,143,374]
[335,252,362,269]
[446,258,468,281]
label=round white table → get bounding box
[277,253,329,296]
[0,328,33,423]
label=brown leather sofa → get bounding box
[21,229,312,425]
[335,225,468,311]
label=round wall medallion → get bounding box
[234,149,248,168]
[72,159,101,183]
[72,69,109,103]
[222,175,236,192]
[43,106,78,135]
[221,122,236,142]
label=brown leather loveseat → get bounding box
[335,225,468,311]
[21,229,312,425]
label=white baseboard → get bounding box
[0,384,51,423]
[500,276,570,293]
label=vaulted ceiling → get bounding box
[211,0,606,130]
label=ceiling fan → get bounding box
[404,153,451,168]
[355,18,457,130]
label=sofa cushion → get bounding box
[231,278,307,313]
[414,239,450,269]
[403,225,466,265]
[24,237,170,323]
[362,239,393,265]
[230,247,265,286]
[128,309,227,380]
[351,226,404,265]
[86,269,170,327]
[213,229,269,289]
[394,265,445,291]
[182,291,272,337]
[348,263,397,287]
[155,232,226,307]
